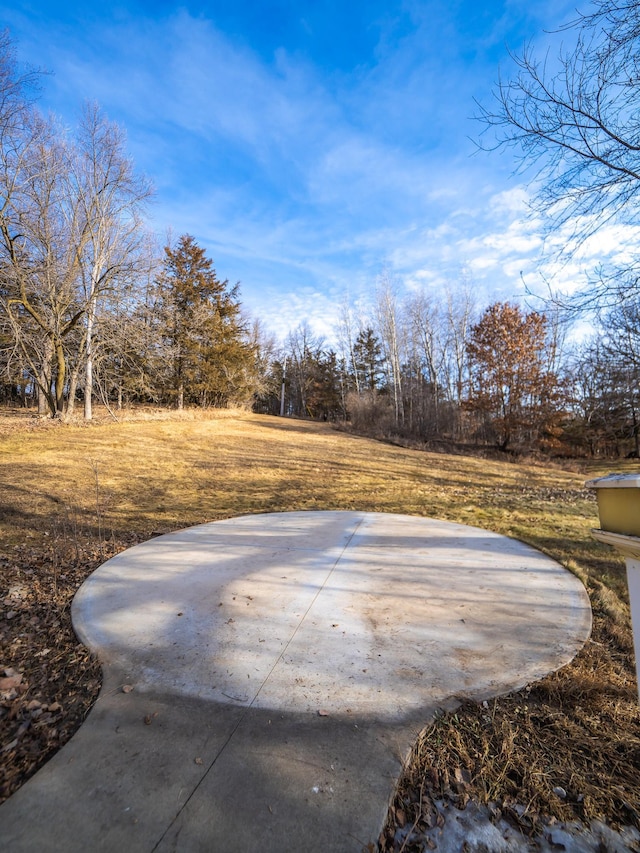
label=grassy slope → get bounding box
[0,409,638,839]
[0,409,616,549]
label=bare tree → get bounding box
[0,36,152,419]
[0,103,152,417]
[375,274,405,426]
[285,322,323,417]
[478,0,640,307]
[66,103,153,419]
[443,286,475,411]
[0,29,41,148]
[565,333,640,456]
[599,296,640,454]
[337,296,363,396]
[89,265,159,413]
[406,290,446,433]
[0,33,50,409]
[0,116,85,417]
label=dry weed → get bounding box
[380,577,640,851]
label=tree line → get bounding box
[254,286,640,458]
[2,1,640,460]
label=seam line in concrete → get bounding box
[150,514,366,852]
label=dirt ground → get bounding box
[1,537,123,802]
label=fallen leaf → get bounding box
[0,674,23,691]
[144,715,152,725]
[194,757,203,765]
[122,684,134,693]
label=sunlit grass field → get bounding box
[0,408,630,589]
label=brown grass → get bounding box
[0,406,638,839]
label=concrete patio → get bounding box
[0,511,592,852]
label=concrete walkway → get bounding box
[0,511,592,852]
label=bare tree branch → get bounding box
[477,0,640,309]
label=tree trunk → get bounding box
[37,384,48,414]
[53,338,66,417]
[84,309,94,420]
[67,370,80,418]
[36,349,51,415]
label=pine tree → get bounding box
[352,327,384,394]
[154,235,254,408]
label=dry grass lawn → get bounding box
[0,407,638,846]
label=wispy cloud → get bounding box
[5,0,622,343]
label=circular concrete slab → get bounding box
[73,511,592,721]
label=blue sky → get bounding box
[3,0,625,341]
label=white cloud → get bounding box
[9,0,638,341]
[483,226,542,256]
[467,255,499,272]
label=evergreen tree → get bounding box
[352,327,384,394]
[154,234,254,408]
